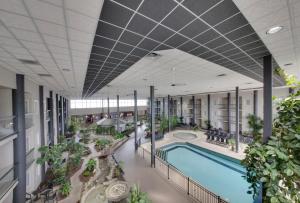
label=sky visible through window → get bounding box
[70,99,147,109]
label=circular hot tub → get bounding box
[173,132,197,140]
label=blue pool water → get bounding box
[163,143,256,203]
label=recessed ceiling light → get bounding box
[18,59,40,65]
[245,82,252,84]
[217,73,226,77]
[62,68,71,72]
[38,73,52,77]
[284,63,293,66]
[266,26,283,35]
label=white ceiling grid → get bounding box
[0,0,103,96]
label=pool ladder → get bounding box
[156,149,167,161]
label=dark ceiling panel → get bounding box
[83,0,284,97]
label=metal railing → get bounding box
[0,116,16,141]
[138,147,228,203]
[0,166,17,201]
[26,148,35,169]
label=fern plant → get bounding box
[127,185,150,203]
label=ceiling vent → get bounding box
[18,59,40,65]
[38,73,52,77]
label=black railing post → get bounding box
[187,177,190,195]
[168,164,170,179]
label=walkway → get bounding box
[114,127,196,203]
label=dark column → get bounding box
[134,90,138,150]
[13,74,26,203]
[192,96,195,125]
[162,97,165,117]
[180,97,183,118]
[56,94,59,137]
[49,91,54,145]
[227,93,231,133]
[116,95,120,132]
[39,86,45,179]
[263,55,273,143]
[150,86,155,167]
[207,94,211,128]
[107,97,110,117]
[60,96,64,135]
[253,90,258,116]
[235,87,240,152]
[167,95,170,132]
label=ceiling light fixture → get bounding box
[18,59,40,65]
[62,68,71,72]
[284,63,293,66]
[217,73,226,77]
[266,26,283,35]
[38,73,52,77]
[146,52,161,58]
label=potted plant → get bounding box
[80,159,97,182]
[127,185,150,203]
[95,138,111,152]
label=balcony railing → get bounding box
[25,113,34,129]
[0,116,16,141]
[0,166,18,201]
[138,147,228,203]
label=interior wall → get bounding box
[70,106,148,116]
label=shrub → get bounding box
[86,159,96,172]
[114,132,124,140]
[242,73,300,203]
[95,139,111,150]
[59,181,72,197]
[82,170,90,177]
[128,185,150,203]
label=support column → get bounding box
[49,91,54,145]
[39,86,45,180]
[13,74,26,203]
[60,96,64,135]
[117,95,120,132]
[167,95,170,132]
[107,97,110,117]
[227,93,231,133]
[207,94,211,129]
[180,97,183,120]
[263,55,273,143]
[235,87,240,152]
[134,90,138,150]
[192,96,195,125]
[162,97,165,118]
[150,86,155,167]
[253,90,258,116]
[56,94,59,137]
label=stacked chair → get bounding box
[206,128,231,145]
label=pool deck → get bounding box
[114,129,197,203]
[141,130,247,160]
